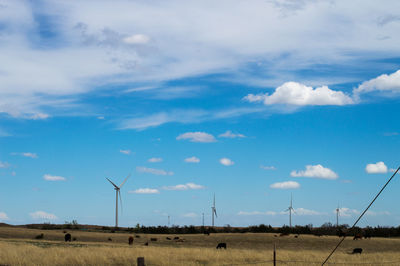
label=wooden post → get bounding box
[273,243,276,266]
[137,257,145,266]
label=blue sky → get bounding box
[0,0,400,227]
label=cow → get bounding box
[204,231,210,236]
[128,236,134,245]
[135,235,141,238]
[35,233,44,239]
[216,243,227,249]
[166,237,171,240]
[173,236,179,240]
[353,234,363,240]
[144,242,148,246]
[108,238,112,241]
[294,235,299,238]
[72,237,77,241]
[280,233,289,237]
[64,233,72,242]
[351,248,363,254]
[150,238,157,241]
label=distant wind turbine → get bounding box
[106,173,130,228]
[285,194,295,228]
[336,204,340,227]
[211,194,217,227]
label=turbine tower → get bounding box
[336,204,340,227]
[286,194,295,227]
[211,194,217,227]
[106,173,130,228]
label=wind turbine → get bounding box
[106,173,130,228]
[336,204,340,227]
[211,194,217,227]
[285,194,295,227]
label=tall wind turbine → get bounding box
[211,194,217,227]
[286,194,295,227]
[106,173,130,228]
[336,204,340,227]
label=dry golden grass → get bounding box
[1,227,400,265]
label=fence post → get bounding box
[273,243,276,266]
[137,257,145,266]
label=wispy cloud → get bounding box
[136,166,173,176]
[366,161,388,174]
[237,211,277,216]
[260,165,276,170]
[11,152,38,158]
[220,158,234,166]
[291,164,338,180]
[334,207,359,217]
[30,211,57,220]
[177,132,216,143]
[182,212,198,218]
[43,174,66,181]
[184,156,200,163]
[0,212,9,221]
[219,130,246,138]
[162,183,205,191]
[119,149,131,155]
[148,157,163,163]
[270,181,300,189]
[129,188,160,194]
[0,161,10,168]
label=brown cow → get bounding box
[353,234,363,240]
[128,236,134,245]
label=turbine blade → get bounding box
[214,209,217,218]
[106,178,118,188]
[119,173,131,188]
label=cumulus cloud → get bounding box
[123,34,150,44]
[176,132,216,143]
[219,130,246,138]
[237,211,277,216]
[148,157,163,163]
[354,70,400,95]
[244,82,354,106]
[11,152,38,158]
[43,174,66,181]
[291,208,322,216]
[119,149,131,155]
[270,181,300,189]
[0,212,9,221]
[291,164,338,179]
[334,207,359,217]
[136,166,173,176]
[129,188,160,194]
[30,211,57,220]
[260,165,276,170]
[220,157,234,166]
[184,156,200,163]
[163,183,205,190]
[0,161,10,168]
[366,161,388,174]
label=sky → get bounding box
[0,0,400,228]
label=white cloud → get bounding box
[291,164,338,180]
[366,161,388,174]
[354,69,400,95]
[136,166,173,176]
[182,212,198,218]
[123,34,150,44]
[334,207,359,217]
[30,211,57,220]
[97,116,105,120]
[129,188,160,194]
[237,211,277,216]
[220,157,234,166]
[184,156,200,163]
[163,183,205,191]
[43,174,66,181]
[0,212,9,221]
[11,152,38,158]
[244,82,354,106]
[176,132,216,143]
[292,208,322,216]
[119,149,131,155]
[148,157,163,163]
[0,161,10,168]
[366,210,390,216]
[260,165,276,170]
[219,130,246,138]
[270,181,300,189]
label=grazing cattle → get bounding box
[144,242,148,246]
[279,233,289,237]
[108,238,112,241]
[274,235,278,237]
[364,234,372,239]
[72,237,77,241]
[35,233,44,239]
[353,234,363,240]
[135,235,140,238]
[351,248,363,254]
[216,243,227,249]
[150,238,157,241]
[64,233,71,242]
[204,231,210,236]
[294,235,299,238]
[166,237,171,240]
[128,236,134,245]
[173,236,179,240]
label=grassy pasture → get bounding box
[1,227,400,265]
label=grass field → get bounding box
[1,227,400,265]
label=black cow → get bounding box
[173,236,179,240]
[351,248,363,254]
[129,236,134,245]
[144,242,148,246]
[64,233,71,242]
[204,231,210,236]
[216,243,227,249]
[108,238,112,241]
[35,233,44,239]
[150,238,157,241]
[166,237,171,240]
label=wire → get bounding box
[321,166,400,266]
